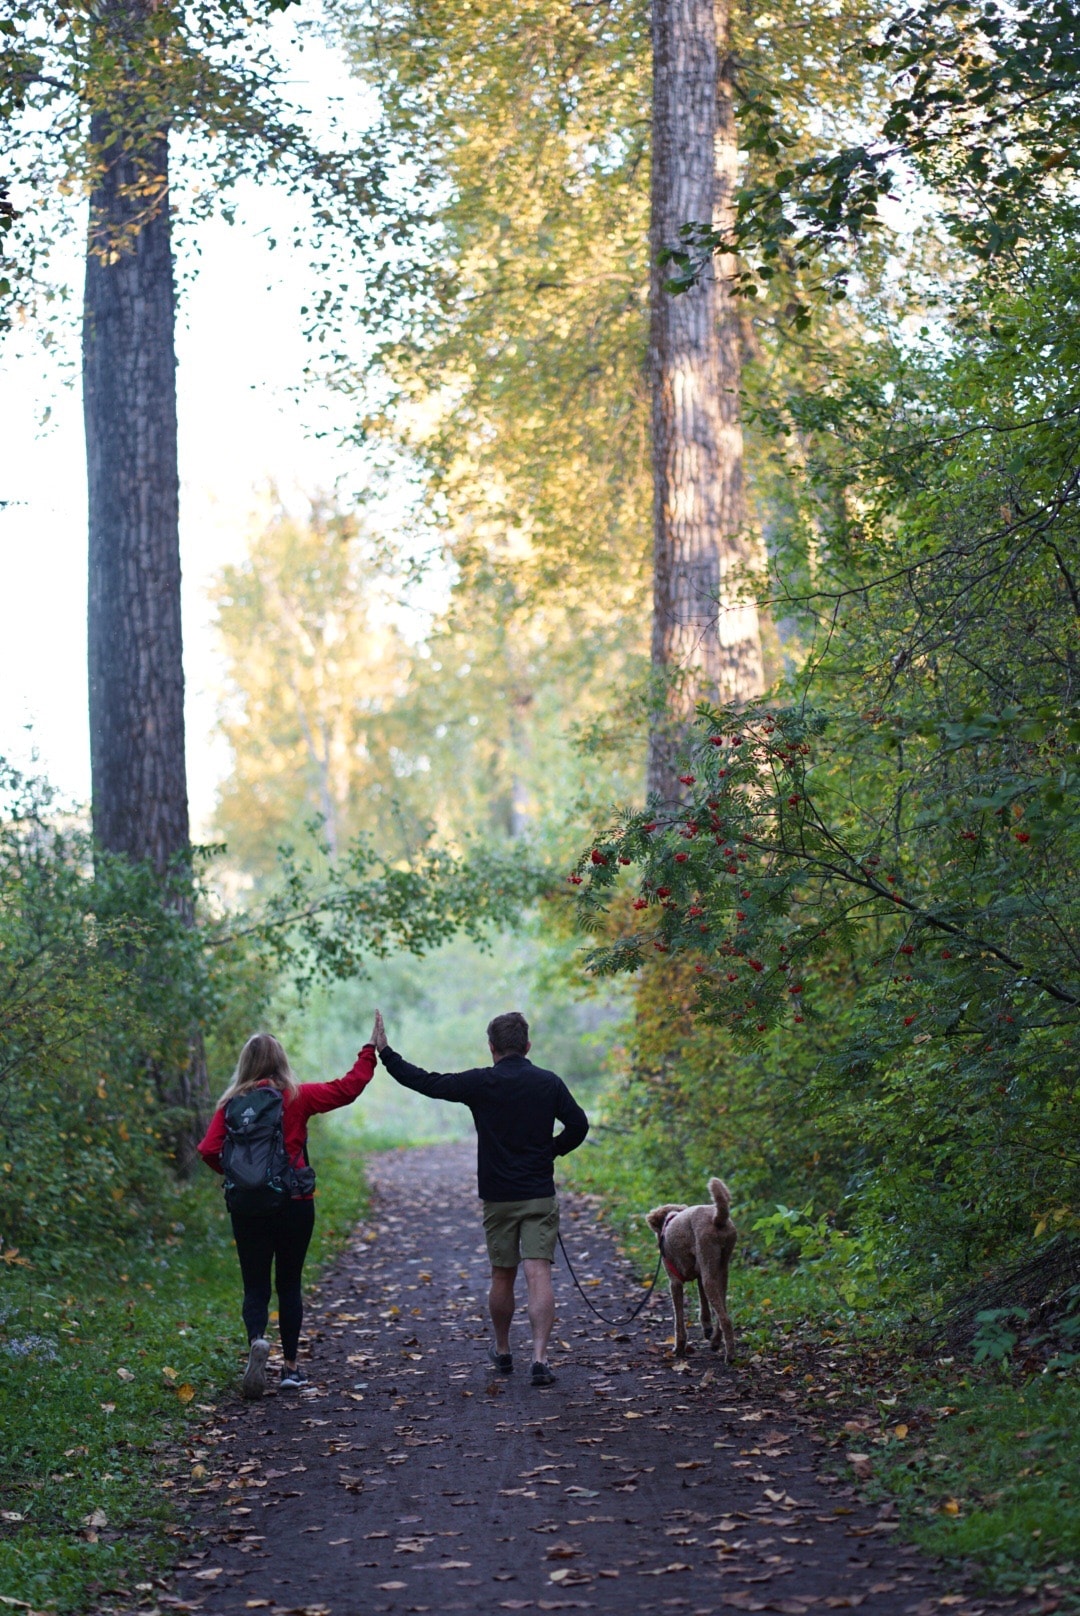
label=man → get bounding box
[372,1008,589,1386]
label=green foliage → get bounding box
[570,0,1080,1295]
[0,762,210,1252]
[0,1121,368,1615]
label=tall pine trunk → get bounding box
[84,110,189,874]
[83,32,208,1162]
[647,0,764,800]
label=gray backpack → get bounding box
[221,1089,313,1214]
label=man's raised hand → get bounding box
[371,1009,388,1053]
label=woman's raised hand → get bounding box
[371,1009,388,1052]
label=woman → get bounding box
[198,1024,378,1398]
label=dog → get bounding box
[646,1177,736,1361]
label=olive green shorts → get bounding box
[482,1196,560,1268]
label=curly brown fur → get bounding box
[645,1177,736,1361]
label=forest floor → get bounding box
[160,1143,1032,1616]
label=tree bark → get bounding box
[647,0,764,800]
[84,98,190,876]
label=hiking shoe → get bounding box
[530,1360,556,1387]
[241,1337,270,1400]
[488,1346,513,1375]
[280,1364,309,1391]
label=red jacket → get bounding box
[197,1046,376,1196]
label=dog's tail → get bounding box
[645,1202,685,1236]
[708,1176,733,1228]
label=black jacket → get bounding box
[379,1048,589,1202]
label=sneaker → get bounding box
[530,1360,556,1387]
[488,1345,513,1375]
[280,1363,309,1391]
[241,1337,270,1400]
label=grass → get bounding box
[565,1132,1080,1609]
[878,1373,1080,1600]
[0,1115,370,1615]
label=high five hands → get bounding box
[370,1009,388,1053]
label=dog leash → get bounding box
[556,1230,663,1328]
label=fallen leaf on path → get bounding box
[639,1563,691,1575]
[377,1582,407,1591]
[191,1568,223,1581]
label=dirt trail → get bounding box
[168,1143,1016,1616]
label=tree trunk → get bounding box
[84,105,189,875]
[647,0,764,801]
[82,25,208,1160]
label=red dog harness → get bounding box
[658,1210,689,1284]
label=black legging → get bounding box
[230,1199,315,1360]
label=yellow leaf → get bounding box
[893,1424,908,1440]
[1034,1218,1047,1237]
[176,1383,196,1404]
[942,1498,961,1516]
[162,1366,177,1381]
[191,1464,207,1480]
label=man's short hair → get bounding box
[487,1011,530,1057]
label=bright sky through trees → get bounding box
[0,17,384,831]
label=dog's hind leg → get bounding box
[698,1279,712,1341]
[706,1245,736,1362]
[695,1234,737,1363]
[671,1280,688,1358]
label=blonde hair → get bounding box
[218,1033,299,1108]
